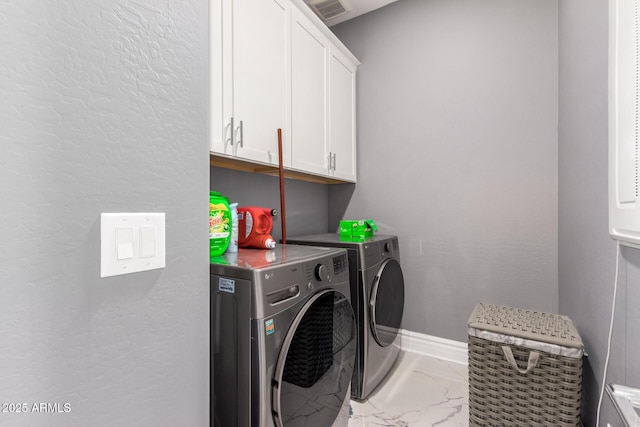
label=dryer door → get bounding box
[370,258,405,347]
[272,289,356,427]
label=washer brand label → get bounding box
[265,319,275,335]
[218,278,235,294]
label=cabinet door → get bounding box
[290,9,329,176]
[230,0,290,165]
[329,49,357,182]
[210,0,225,154]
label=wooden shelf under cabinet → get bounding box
[210,154,349,185]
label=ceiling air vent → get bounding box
[307,0,350,21]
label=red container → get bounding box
[238,207,277,249]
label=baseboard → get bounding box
[398,329,468,366]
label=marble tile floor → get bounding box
[348,351,469,427]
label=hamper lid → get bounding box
[467,303,584,351]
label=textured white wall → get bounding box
[0,1,209,426]
[332,0,559,342]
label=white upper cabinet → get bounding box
[211,0,359,182]
[289,7,359,182]
[290,8,329,176]
[213,0,290,166]
[210,0,223,153]
[329,48,357,182]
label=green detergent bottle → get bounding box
[209,191,231,257]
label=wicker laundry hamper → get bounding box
[467,303,584,426]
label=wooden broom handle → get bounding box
[278,129,286,244]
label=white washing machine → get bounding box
[211,244,356,427]
[287,234,405,401]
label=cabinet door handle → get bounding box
[227,117,234,146]
[328,152,333,171]
[332,153,336,171]
[238,120,244,148]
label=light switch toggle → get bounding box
[116,227,134,260]
[140,226,156,258]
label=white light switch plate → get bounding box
[100,213,166,278]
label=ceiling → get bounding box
[303,0,398,27]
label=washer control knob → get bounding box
[315,264,328,281]
[384,242,392,253]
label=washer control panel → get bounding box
[315,264,329,281]
[312,253,349,282]
[333,253,348,275]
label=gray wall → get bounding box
[0,1,209,426]
[332,0,559,341]
[210,168,330,242]
[558,0,640,425]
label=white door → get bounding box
[290,9,329,176]
[230,0,289,165]
[329,49,357,182]
[210,0,225,154]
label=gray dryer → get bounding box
[287,234,405,401]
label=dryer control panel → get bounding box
[333,253,348,275]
